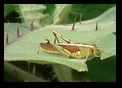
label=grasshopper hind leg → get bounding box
[45,38,72,59]
[52,31,74,44]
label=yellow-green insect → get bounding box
[39,30,104,61]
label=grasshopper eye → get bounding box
[93,48,101,57]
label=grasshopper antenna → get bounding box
[95,28,106,47]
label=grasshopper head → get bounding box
[93,46,101,57]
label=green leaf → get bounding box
[4,7,116,72]
[69,4,115,22]
[18,4,49,28]
[53,4,73,24]
[4,4,15,18]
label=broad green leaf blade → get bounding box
[53,4,73,24]
[4,24,88,72]
[4,7,116,72]
[4,23,30,44]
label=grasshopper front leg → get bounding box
[45,38,72,59]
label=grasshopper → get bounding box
[39,30,104,61]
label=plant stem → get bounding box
[4,62,50,82]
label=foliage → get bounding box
[4,4,116,82]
